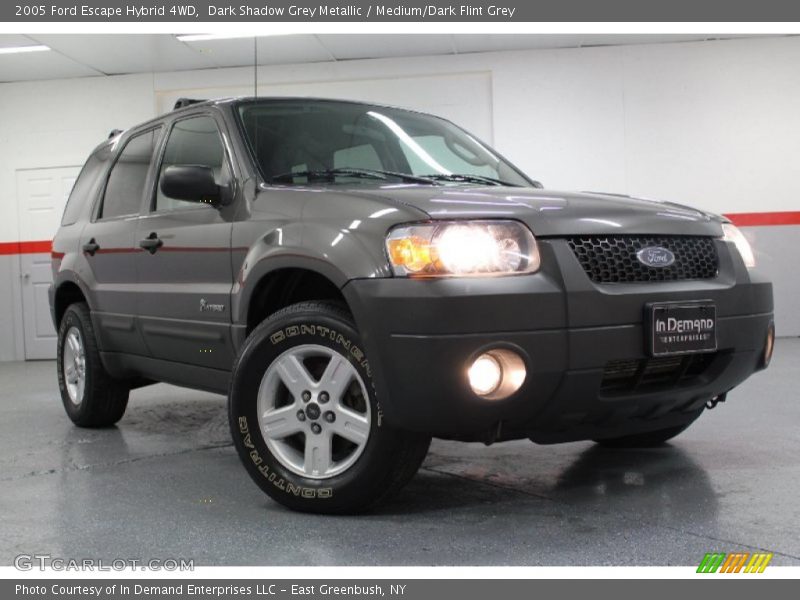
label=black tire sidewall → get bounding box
[229,305,404,513]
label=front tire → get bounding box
[57,302,129,427]
[229,301,430,514]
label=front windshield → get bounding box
[236,99,531,187]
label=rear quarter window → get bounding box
[61,151,107,226]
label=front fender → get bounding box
[231,222,390,327]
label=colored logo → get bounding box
[697,552,773,573]
[636,246,676,268]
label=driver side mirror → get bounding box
[160,165,231,207]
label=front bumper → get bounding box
[342,239,773,442]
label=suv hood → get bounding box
[348,186,724,237]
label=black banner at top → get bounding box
[5,0,800,22]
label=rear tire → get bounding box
[593,422,693,448]
[57,302,129,427]
[229,300,430,514]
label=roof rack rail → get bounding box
[108,129,123,139]
[173,98,206,110]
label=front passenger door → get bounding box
[135,114,236,369]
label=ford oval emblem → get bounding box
[636,246,675,268]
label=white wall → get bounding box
[1,35,798,360]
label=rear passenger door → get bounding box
[134,113,236,368]
[79,127,161,356]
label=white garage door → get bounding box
[16,166,82,360]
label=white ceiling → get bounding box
[0,33,780,83]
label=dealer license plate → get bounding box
[648,301,717,356]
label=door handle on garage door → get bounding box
[82,238,100,256]
[139,232,163,254]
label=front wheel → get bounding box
[229,301,430,514]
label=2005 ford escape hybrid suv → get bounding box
[50,97,774,513]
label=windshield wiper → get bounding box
[270,168,439,185]
[419,173,519,187]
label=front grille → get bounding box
[600,352,717,394]
[567,235,719,283]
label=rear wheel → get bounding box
[57,302,129,427]
[593,422,694,448]
[229,301,430,514]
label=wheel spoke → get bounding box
[332,405,370,445]
[303,432,333,477]
[275,354,316,397]
[318,354,354,400]
[64,364,77,383]
[261,404,303,440]
[67,333,80,355]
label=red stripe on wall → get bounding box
[724,211,800,227]
[0,240,51,255]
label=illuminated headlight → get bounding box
[721,223,756,269]
[386,220,540,277]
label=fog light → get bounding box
[468,354,503,396]
[467,349,527,400]
[763,321,775,368]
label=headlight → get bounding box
[386,220,540,277]
[721,223,756,268]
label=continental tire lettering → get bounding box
[243,433,254,449]
[249,449,262,465]
[239,416,249,434]
[336,333,351,351]
[269,331,285,345]
[282,482,332,498]
[300,325,315,335]
[316,325,332,339]
[286,325,300,337]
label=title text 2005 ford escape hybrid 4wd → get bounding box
[50,98,774,513]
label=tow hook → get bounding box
[705,392,727,410]
[483,421,503,446]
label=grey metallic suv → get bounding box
[50,97,774,513]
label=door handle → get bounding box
[139,232,163,254]
[82,238,100,256]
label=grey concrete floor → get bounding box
[1,339,798,566]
